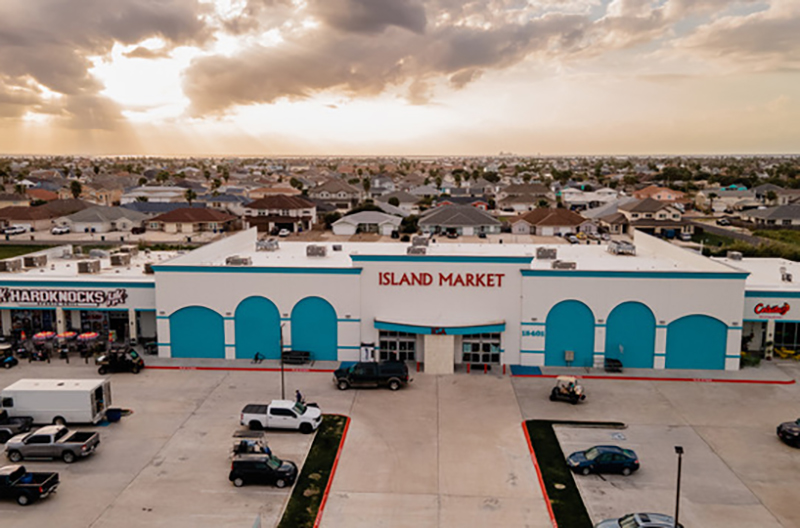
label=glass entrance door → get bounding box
[379,331,416,362]
[461,333,501,365]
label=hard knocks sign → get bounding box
[0,287,128,307]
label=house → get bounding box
[434,196,490,210]
[242,195,317,233]
[120,186,189,204]
[248,186,302,199]
[583,197,640,235]
[148,208,237,234]
[511,208,590,236]
[497,194,552,213]
[418,205,501,236]
[0,193,29,209]
[121,202,207,217]
[496,183,552,202]
[376,191,420,214]
[197,193,248,215]
[26,188,59,203]
[0,199,90,231]
[57,206,148,233]
[695,189,757,213]
[308,179,362,209]
[560,187,619,210]
[740,205,800,227]
[369,175,395,197]
[618,198,693,238]
[632,185,687,203]
[332,211,402,236]
[409,185,440,198]
[753,184,800,206]
[374,201,409,218]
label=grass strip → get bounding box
[526,419,593,528]
[278,414,348,528]
[0,245,51,259]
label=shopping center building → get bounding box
[0,229,790,372]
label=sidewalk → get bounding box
[143,355,342,372]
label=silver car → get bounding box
[595,513,683,528]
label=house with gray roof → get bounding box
[740,205,800,226]
[332,211,402,236]
[308,179,362,209]
[419,205,501,236]
[57,206,148,233]
[377,190,420,214]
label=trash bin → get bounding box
[105,408,122,422]
[100,235,105,241]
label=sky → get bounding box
[0,0,798,156]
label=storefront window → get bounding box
[11,309,56,338]
[462,333,501,364]
[379,331,416,362]
[775,322,800,351]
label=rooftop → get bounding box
[712,257,800,292]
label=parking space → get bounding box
[513,367,800,528]
[0,361,353,528]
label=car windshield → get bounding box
[292,402,307,415]
[619,514,639,528]
[266,455,282,470]
[584,447,600,460]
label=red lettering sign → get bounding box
[381,272,505,288]
[754,303,791,316]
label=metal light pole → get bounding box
[674,446,684,528]
[280,324,285,400]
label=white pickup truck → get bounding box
[240,400,322,434]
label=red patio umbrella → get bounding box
[77,332,100,342]
[57,331,77,340]
[33,331,56,342]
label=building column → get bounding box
[593,325,605,368]
[224,318,236,360]
[654,326,667,369]
[156,317,170,358]
[423,334,454,375]
[765,319,776,359]
[1,310,11,336]
[70,311,82,331]
[128,308,137,343]
[725,327,742,370]
[55,307,66,334]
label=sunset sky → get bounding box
[0,0,798,156]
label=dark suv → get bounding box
[334,361,411,391]
[229,454,297,488]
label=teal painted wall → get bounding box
[291,297,337,361]
[605,302,656,368]
[545,300,595,367]
[666,315,727,370]
[169,306,225,359]
[235,296,281,360]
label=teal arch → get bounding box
[545,300,595,367]
[291,297,337,361]
[605,302,656,368]
[235,296,281,360]
[169,306,224,359]
[666,315,727,370]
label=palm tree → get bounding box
[708,192,718,213]
[70,180,82,199]
[185,189,197,205]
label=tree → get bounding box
[323,212,342,228]
[203,169,211,181]
[290,177,303,190]
[138,177,148,186]
[454,173,462,187]
[14,183,25,195]
[184,189,197,204]
[136,196,149,202]
[93,165,100,174]
[212,178,222,190]
[156,170,170,184]
[708,192,718,212]
[388,197,400,207]
[362,177,371,193]
[400,214,419,234]
[766,190,778,204]
[70,180,82,199]
[221,167,230,182]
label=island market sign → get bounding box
[378,271,506,288]
[0,287,128,307]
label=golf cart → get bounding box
[96,347,145,374]
[549,376,586,404]
[0,343,17,369]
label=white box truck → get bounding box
[0,379,112,425]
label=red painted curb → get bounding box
[144,365,336,373]
[522,422,558,528]
[314,415,351,528]
[512,373,795,385]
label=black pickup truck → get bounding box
[333,361,411,391]
[0,410,33,444]
[0,465,59,505]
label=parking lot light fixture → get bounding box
[674,445,684,528]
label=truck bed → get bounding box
[60,431,97,444]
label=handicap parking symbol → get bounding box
[611,432,626,441]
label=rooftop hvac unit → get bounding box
[306,245,327,257]
[727,251,743,261]
[407,246,427,255]
[536,247,557,260]
[78,260,101,274]
[332,245,342,251]
[607,240,636,256]
[225,255,252,266]
[781,266,793,282]
[110,253,132,266]
[118,245,139,256]
[23,255,48,268]
[551,260,577,270]
[143,263,154,274]
[88,249,110,259]
[412,236,429,247]
[256,239,280,251]
[0,259,22,272]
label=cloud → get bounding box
[123,46,172,60]
[308,0,428,34]
[0,0,209,129]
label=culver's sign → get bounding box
[0,287,128,307]
[746,297,793,320]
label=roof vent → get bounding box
[412,236,429,247]
[256,239,280,251]
[781,266,793,282]
[78,260,101,274]
[119,245,139,256]
[332,244,342,251]
[225,255,252,266]
[23,255,47,268]
[306,245,327,257]
[0,259,22,272]
[144,263,154,274]
[407,246,427,255]
[727,251,743,261]
[536,247,557,260]
[551,260,577,270]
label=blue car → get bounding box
[567,445,640,476]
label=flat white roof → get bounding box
[713,257,800,292]
[3,379,107,391]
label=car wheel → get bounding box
[3,362,11,369]
[337,380,350,391]
[98,367,107,375]
[248,421,262,431]
[621,467,632,476]
[53,416,66,426]
[275,478,287,489]
[580,467,591,476]
[300,423,313,435]
[16,493,31,506]
[571,398,580,405]
[388,379,401,391]
[132,365,140,374]
[233,477,244,488]
[62,451,76,464]
[8,450,23,463]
